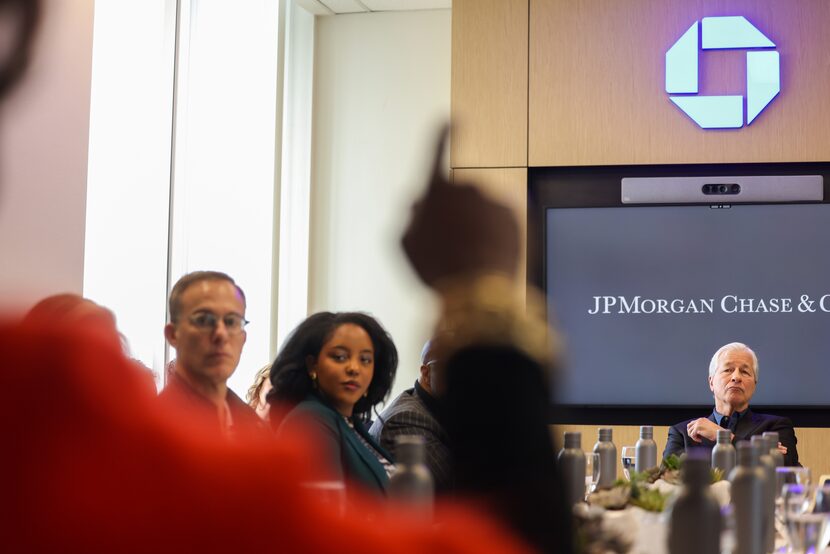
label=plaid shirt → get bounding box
[369,381,452,492]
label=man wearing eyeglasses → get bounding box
[160,271,262,436]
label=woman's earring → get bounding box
[310,372,318,388]
[362,391,368,398]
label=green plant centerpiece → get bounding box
[586,454,723,512]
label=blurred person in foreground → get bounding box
[159,271,263,437]
[0,6,538,548]
[4,311,528,552]
[664,341,799,466]
[370,336,453,492]
[24,293,119,329]
[23,293,157,393]
[247,363,272,421]
[269,312,397,497]
[402,128,573,553]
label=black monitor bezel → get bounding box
[527,162,830,427]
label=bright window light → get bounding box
[169,0,281,397]
[276,0,315,351]
[86,0,282,396]
[84,0,177,382]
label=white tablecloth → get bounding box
[597,480,830,554]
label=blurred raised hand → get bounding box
[401,127,520,289]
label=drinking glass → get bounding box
[585,452,599,494]
[786,484,812,516]
[786,513,827,554]
[781,483,830,553]
[811,484,830,551]
[778,466,812,498]
[720,504,736,554]
[621,446,636,480]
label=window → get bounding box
[85,0,285,395]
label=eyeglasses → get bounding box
[186,311,249,335]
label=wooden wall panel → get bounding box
[529,0,830,166]
[451,0,528,168]
[453,168,527,295]
[791,428,830,482]
[553,425,830,484]
[450,2,830,467]
[552,425,668,483]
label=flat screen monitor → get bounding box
[528,163,830,426]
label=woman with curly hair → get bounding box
[268,312,398,496]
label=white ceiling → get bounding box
[296,0,451,16]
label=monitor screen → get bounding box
[529,163,830,424]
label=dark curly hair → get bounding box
[267,312,398,417]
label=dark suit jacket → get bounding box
[279,394,392,496]
[663,409,799,466]
[369,382,452,492]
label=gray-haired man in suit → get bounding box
[663,342,799,466]
[370,338,452,491]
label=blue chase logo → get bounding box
[665,16,780,129]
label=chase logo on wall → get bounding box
[665,16,780,129]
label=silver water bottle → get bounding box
[712,429,736,477]
[635,425,657,473]
[731,441,766,554]
[558,431,587,507]
[388,435,434,518]
[668,450,721,554]
[762,431,784,468]
[593,428,617,488]
[751,435,776,554]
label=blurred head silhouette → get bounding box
[0,0,40,101]
[24,293,115,326]
[22,293,123,349]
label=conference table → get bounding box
[591,479,830,554]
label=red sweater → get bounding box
[0,319,530,553]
